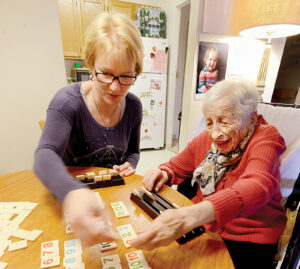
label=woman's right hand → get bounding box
[143,168,169,192]
[63,188,119,246]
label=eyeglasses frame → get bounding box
[94,71,137,86]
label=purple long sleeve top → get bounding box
[34,82,142,202]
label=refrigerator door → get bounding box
[130,73,167,149]
[142,37,168,73]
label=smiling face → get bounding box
[205,50,218,71]
[204,99,252,154]
[91,45,136,106]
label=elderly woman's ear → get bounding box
[251,111,258,125]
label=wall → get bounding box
[172,4,190,142]
[163,0,192,149]
[0,0,67,174]
[178,0,286,151]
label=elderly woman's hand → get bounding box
[113,162,135,177]
[63,188,119,247]
[142,168,169,192]
[130,201,215,250]
[130,207,193,250]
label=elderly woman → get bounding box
[131,80,287,269]
[34,12,143,246]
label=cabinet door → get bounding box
[57,0,83,59]
[80,0,105,39]
[109,0,137,20]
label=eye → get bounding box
[102,73,114,79]
[220,120,230,126]
[206,120,213,128]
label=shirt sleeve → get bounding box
[158,134,206,185]
[123,98,142,169]
[198,70,207,93]
[34,108,87,203]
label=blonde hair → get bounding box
[83,12,144,75]
[203,80,259,122]
[203,47,218,63]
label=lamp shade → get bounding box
[229,0,300,38]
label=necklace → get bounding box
[92,90,120,130]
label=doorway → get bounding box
[170,3,190,153]
[272,34,300,104]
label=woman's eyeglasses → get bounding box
[95,72,136,86]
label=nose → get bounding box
[109,78,121,92]
[211,124,223,140]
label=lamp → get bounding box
[229,0,300,99]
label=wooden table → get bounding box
[0,168,234,269]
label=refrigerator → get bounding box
[130,37,168,149]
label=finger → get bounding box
[113,165,121,172]
[155,180,164,192]
[143,169,157,190]
[86,219,119,245]
[123,167,135,177]
[129,230,156,249]
[148,169,164,191]
[120,162,130,171]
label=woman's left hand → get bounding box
[113,162,135,177]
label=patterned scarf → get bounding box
[191,125,256,196]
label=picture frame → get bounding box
[195,41,229,101]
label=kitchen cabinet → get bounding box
[109,0,138,20]
[57,0,83,59]
[80,0,106,41]
[57,0,106,59]
[57,0,159,59]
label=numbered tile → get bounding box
[126,250,150,269]
[117,224,137,248]
[64,246,82,257]
[103,264,122,269]
[108,169,118,176]
[63,255,83,267]
[0,262,8,269]
[101,254,121,267]
[86,172,96,180]
[64,239,82,252]
[27,229,43,241]
[41,240,59,251]
[0,240,11,253]
[99,241,117,252]
[99,170,108,176]
[11,228,31,240]
[65,263,85,269]
[125,250,145,262]
[111,201,130,218]
[40,256,60,268]
[41,240,59,258]
[8,240,27,251]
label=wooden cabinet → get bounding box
[57,0,106,59]
[57,0,159,59]
[80,0,106,41]
[57,0,83,59]
[109,0,137,20]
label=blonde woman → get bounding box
[34,12,144,246]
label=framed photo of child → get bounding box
[195,41,229,101]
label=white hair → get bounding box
[202,80,259,122]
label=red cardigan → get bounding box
[159,120,287,244]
